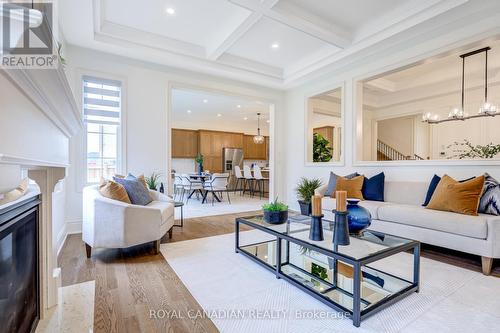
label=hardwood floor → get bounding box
[58,211,256,333]
[59,211,498,332]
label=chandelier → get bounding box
[253,113,265,144]
[423,47,498,124]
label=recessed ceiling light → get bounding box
[187,110,192,113]
[166,7,175,15]
[243,117,248,120]
[237,104,241,108]
[203,99,208,103]
[271,42,280,49]
[217,113,222,117]
[266,119,270,123]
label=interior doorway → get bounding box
[167,84,275,219]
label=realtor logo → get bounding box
[1,1,56,68]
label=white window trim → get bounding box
[75,69,127,189]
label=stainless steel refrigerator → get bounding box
[222,148,243,189]
[222,148,244,173]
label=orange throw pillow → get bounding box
[427,175,484,216]
[99,180,131,204]
[333,175,364,200]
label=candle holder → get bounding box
[309,214,324,241]
[333,210,350,246]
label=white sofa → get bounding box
[83,185,175,257]
[316,181,500,275]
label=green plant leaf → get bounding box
[313,133,333,162]
[295,177,323,202]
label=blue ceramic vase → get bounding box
[347,199,371,234]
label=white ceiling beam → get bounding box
[365,78,397,93]
[229,0,351,49]
[206,12,262,61]
[206,0,279,61]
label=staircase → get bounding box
[377,140,425,161]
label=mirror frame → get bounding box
[351,73,500,167]
[304,82,345,167]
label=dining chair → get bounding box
[233,165,245,195]
[181,174,203,204]
[243,165,255,197]
[253,165,268,199]
[173,174,184,201]
[203,173,231,205]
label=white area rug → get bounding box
[36,281,95,333]
[174,193,267,219]
[161,232,500,333]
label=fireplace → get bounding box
[0,195,41,333]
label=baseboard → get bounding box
[66,218,82,234]
[56,219,82,257]
[56,224,67,257]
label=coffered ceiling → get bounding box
[59,0,482,88]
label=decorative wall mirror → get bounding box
[355,41,500,163]
[306,86,343,164]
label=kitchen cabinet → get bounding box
[171,129,198,158]
[198,130,243,173]
[243,135,267,160]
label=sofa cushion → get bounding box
[427,175,484,216]
[321,197,390,220]
[384,181,429,206]
[114,177,153,206]
[147,201,174,224]
[362,172,385,202]
[99,180,131,204]
[377,204,488,239]
[422,174,441,206]
[325,172,359,197]
[479,173,500,216]
[334,175,364,200]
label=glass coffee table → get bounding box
[235,214,420,327]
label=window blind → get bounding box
[83,75,122,125]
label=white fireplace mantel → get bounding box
[0,153,70,168]
[2,65,82,138]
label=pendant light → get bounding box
[478,47,497,115]
[253,113,265,144]
[423,46,498,124]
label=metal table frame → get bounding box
[235,217,420,327]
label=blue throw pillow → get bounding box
[422,175,441,206]
[325,172,359,197]
[362,172,385,202]
[479,173,500,216]
[113,176,152,206]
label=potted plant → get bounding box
[145,172,161,190]
[262,198,288,224]
[313,133,333,162]
[195,154,204,174]
[295,177,323,216]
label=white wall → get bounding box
[377,116,415,157]
[64,46,284,229]
[284,32,500,210]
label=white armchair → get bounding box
[82,185,175,257]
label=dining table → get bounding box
[187,173,222,204]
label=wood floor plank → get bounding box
[58,210,498,333]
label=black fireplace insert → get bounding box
[0,195,41,333]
